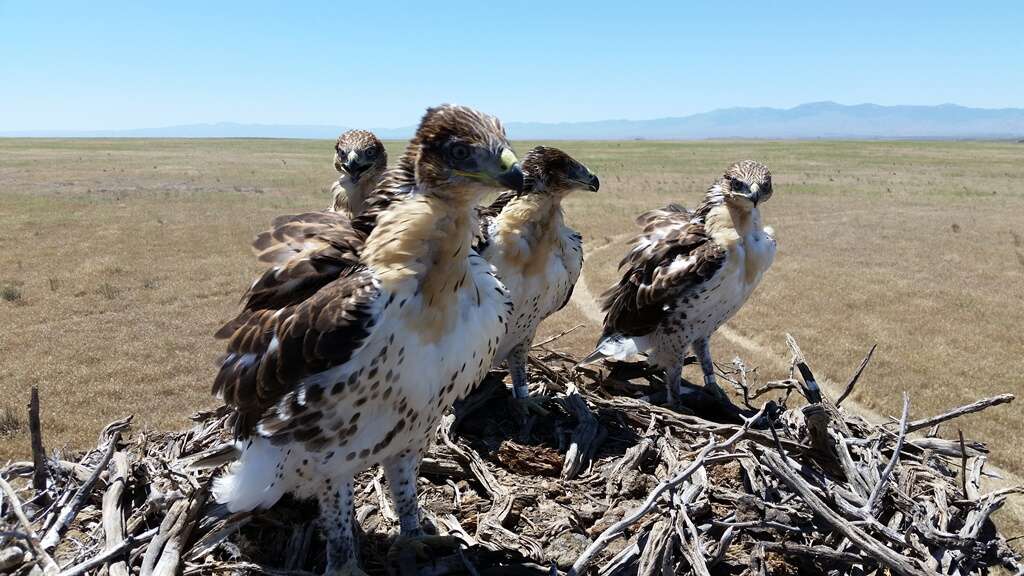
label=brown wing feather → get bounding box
[213,269,380,437]
[474,189,520,253]
[214,210,381,436]
[353,151,417,235]
[215,211,366,339]
[555,231,583,312]
[600,205,726,337]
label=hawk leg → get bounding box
[664,361,686,405]
[507,342,550,421]
[383,447,460,570]
[320,476,364,575]
[382,447,423,536]
[693,338,728,401]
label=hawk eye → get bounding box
[450,143,471,162]
[365,148,377,159]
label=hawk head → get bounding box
[521,146,599,196]
[721,160,773,207]
[333,130,387,184]
[410,104,523,200]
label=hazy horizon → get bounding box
[4,101,1023,140]
[2,1,1023,133]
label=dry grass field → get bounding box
[2,137,1022,532]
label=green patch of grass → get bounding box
[0,405,23,438]
[96,282,122,300]
[1,283,23,303]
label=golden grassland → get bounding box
[1,137,1022,532]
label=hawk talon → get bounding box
[511,394,550,418]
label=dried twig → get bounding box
[903,394,1015,433]
[757,447,932,576]
[756,541,865,566]
[58,527,159,576]
[0,477,58,575]
[569,404,767,575]
[559,384,603,479]
[40,429,121,551]
[102,451,131,576]
[837,344,876,406]
[864,392,909,515]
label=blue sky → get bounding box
[1,1,1021,131]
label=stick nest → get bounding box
[2,333,1021,576]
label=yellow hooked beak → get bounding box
[454,147,524,191]
[499,148,517,172]
[495,148,524,191]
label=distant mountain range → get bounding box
[5,102,1024,140]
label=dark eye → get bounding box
[450,143,471,161]
[336,147,346,156]
[365,148,377,159]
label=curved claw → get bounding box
[511,395,550,418]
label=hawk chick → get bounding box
[585,160,776,404]
[329,129,387,216]
[479,146,599,419]
[213,105,523,575]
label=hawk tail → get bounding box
[578,333,643,366]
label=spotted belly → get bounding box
[493,254,575,363]
[216,265,511,510]
[646,270,754,369]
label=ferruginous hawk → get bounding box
[328,129,387,216]
[584,160,776,404]
[478,146,599,418]
[211,105,523,575]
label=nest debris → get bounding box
[1,332,1021,576]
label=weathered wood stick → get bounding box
[560,384,602,479]
[153,489,208,576]
[101,451,130,576]
[531,324,584,349]
[28,387,49,502]
[140,498,188,576]
[756,447,933,576]
[0,476,58,576]
[636,519,672,576]
[569,404,766,576]
[757,541,866,565]
[675,496,711,576]
[903,394,1014,433]
[420,457,467,479]
[785,333,822,404]
[40,430,120,551]
[57,526,158,576]
[2,460,96,483]
[837,344,877,407]
[864,392,909,514]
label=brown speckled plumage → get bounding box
[480,147,597,400]
[329,130,387,215]
[589,160,776,403]
[212,105,520,574]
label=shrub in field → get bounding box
[1,283,23,303]
[0,405,23,437]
